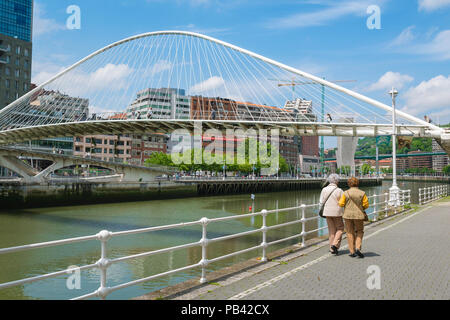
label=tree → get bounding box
[361,163,372,175]
[443,165,450,175]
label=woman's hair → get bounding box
[327,174,340,185]
[348,177,360,188]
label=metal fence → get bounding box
[418,185,449,205]
[0,189,410,300]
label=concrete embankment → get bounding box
[384,176,450,183]
[0,178,382,210]
[0,181,197,210]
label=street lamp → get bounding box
[389,87,400,206]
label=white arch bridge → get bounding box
[0,31,448,155]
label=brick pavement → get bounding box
[189,199,450,300]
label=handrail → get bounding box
[418,185,448,205]
[0,189,411,300]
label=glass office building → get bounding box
[0,0,33,42]
[0,0,33,109]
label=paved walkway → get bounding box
[188,199,450,300]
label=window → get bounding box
[23,82,28,91]
[24,49,29,57]
[16,46,21,55]
[5,67,10,76]
[24,60,29,68]
[23,71,28,79]
[15,69,20,77]
[15,59,20,66]
[5,79,10,88]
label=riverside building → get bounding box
[0,0,33,109]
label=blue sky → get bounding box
[31,0,450,143]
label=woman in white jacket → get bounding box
[319,174,344,255]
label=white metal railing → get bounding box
[418,185,449,205]
[0,189,411,300]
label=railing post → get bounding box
[96,230,112,300]
[373,195,378,221]
[261,209,268,262]
[384,193,388,218]
[199,217,209,284]
[301,204,306,247]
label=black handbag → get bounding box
[319,187,338,218]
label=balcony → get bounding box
[0,43,10,52]
[0,56,7,64]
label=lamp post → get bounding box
[389,88,400,206]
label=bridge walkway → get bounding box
[176,198,450,300]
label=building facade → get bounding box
[127,88,191,120]
[0,0,33,109]
[130,134,168,166]
[73,135,132,163]
[432,139,449,173]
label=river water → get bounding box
[0,180,442,300]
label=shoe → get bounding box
[355,250,364,259]
[331,245,339,255]
[349,252,357,258]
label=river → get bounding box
[0,180,442,300]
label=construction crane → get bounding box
[270,78,357,177]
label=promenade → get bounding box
[156,198,449,300]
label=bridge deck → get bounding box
[164,198,450,300]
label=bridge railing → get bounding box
[418,185,449,205]
[0,189,410,300]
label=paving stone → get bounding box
[192,201,450,300]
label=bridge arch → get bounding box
[0,31,446,151]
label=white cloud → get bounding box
[390,26,416,47]
[418,0,450,12]
[32,60,67,85]
[190,76,225,94]
[402,75,450,121]
[33,2,65,37]
[416,30,450,60]
[265,0,386,29]
[367,72,414,92]
[87,64,133,90]
[388,29,450,61]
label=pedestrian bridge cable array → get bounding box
[0,31,447,152]
[0,189,423,300]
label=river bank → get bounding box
[0,178,382,210]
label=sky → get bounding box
[31,0,450,147]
